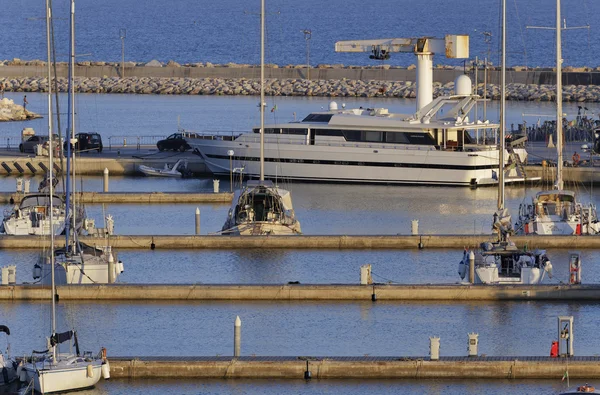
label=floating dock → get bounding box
[108,355,600,379]
[0,192,232,204]
[1,283,599,301]
[0,234,594,250]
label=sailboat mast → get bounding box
[45,0,56,359]
[65,0,74,250]
[259,0,265,181]
[498,0,506,210]
[556,0,564,190]
[70,0,78,245]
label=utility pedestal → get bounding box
[468,333,479,357]
[558,316,574,357]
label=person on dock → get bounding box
[23,95,28,111]
[572,151,580,167]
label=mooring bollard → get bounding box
[234,316,241,357]
[360,264,372,285]
[103,168,109,192]
[468,333,479,357]
[195,207,200,235]
[213,179,220,193]
[468,250,475,284]
[411,219,419,235]
[429,336,440,360]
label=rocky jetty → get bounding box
[1,58,600,102]
[0,98,41,122]
[2,76,600,102]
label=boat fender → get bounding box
[101,360,110,380]
[101,347,107,360]
[458,250,468,280]
[544,261,553,278]
[86,364,94,378]
[33,263,41,279]
[18,362,27,382]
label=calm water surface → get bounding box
[0,94,598,393]
[0,0,597,68]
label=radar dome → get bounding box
[328,101,338,111]
[454,75,472,96]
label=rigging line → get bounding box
[512,0,528,68]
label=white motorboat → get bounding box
[515,0,600,235]
[560,384,600,394]
[217,0,300,236]
[23,2,109,392]
[138,159,189,177]
[0,325,17,387]
[185,94,531,187]
[1,193,67,236]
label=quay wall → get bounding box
[2,63,600,101]
[0,234,594,250]
[0,192,232,204]
[2,284,600,301]
[107,356,600,379]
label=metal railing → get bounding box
[107,135,166,150]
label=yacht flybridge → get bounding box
[185,84,529,187]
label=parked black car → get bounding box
[157,133,190,152]
[64,132,103,153]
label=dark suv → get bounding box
[64,132,103,153]
[157,133,190,152]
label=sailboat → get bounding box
[0,325,17,386]
[22,2,108,393]
[220,0,301,235]
[458,0,552,285]
[516,0,600,236]
[34,0,124,284]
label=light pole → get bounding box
[119,28,127,78]
[301,29,311,80]
[227,150,234,192]
[482,31,492,121]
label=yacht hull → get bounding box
[188,138,524,186]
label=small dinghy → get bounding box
[139,159,190,177]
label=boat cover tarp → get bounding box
[19,194,64,209]
[0,325,9,336]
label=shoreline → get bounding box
[1,60,600,101]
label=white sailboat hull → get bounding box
[24,360,102,394]
[38,252,124,285]
[2,214,66,236]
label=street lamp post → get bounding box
[301,29,311,80]
[119,28,127,78]
[227,150,234,192]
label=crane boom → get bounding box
[335,35,470,111]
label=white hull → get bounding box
[24,357,102,394]
[189,139,526,186]
[37,251,124,285]
[2,214,66,236]
[225,221,301,235]
[475,266,543,285]
[138,165,182,178]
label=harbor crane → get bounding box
[335,35,469,111]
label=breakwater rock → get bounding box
[2,76,600,102]
[0,98,41,122]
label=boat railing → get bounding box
[180,129,245,142]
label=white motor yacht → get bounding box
[185,86,530,187]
